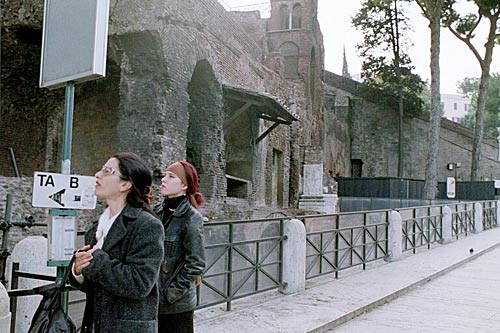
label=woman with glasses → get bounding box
[70,152,164,333]
[156,160,205,333]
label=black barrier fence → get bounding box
[338,177,500,201]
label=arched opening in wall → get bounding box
[72,59,121,175]
[279,42,299,79]
[280,4,290,30]
[187,59,225,199]
[292,4,302,29]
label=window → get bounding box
[280,5,289,30]
[279,42,299,78]
[351,159,363,177]
[453,102,457,110]
[292,4,302,29]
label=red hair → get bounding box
[177,160,205,208]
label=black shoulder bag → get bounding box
[28,255,77,333]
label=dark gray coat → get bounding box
[69,205,164,333]
[156,198,205,314]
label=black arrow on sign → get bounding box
[49,188,65,206]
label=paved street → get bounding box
[331,246,500,332]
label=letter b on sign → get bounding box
[70,177,79,188]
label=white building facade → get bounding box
[441,93,472,123]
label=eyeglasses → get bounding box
[99,165,121,177]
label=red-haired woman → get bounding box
[156,160,206,333]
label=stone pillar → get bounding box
[9,236,55,333]
[440,206,453,244]
[302,164,322,197]
[496,200,500,227]
[299,164,337,213]
[323,194,338,214]
[474,202,483,233]
[279,219,306,295]
[386,210,402,262]
[0,284,10,332]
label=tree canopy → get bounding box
[461,73,500,138]
[443,0,500,180]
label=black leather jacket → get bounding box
[155,197,205,314]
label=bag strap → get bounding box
[56,254,76,288]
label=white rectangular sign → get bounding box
[32,172,97,209]
[49,215,76,261]
[446,177,456,199]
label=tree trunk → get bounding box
[469,14,497,180]
[470,70,491,181]
[423,1,442,200]
[398,94,404,177]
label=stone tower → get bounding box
[266,0,333,211]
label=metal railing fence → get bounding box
[8,263,86,333]
[300,210,389,280]
[481,200,498,230]
[197,217,285,311]
[399,205,443,253]
[449,202,475,238]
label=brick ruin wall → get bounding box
[324,74,500,181]
[1,0,320,222]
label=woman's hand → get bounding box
[74,245,94,275]
[160,259,168,275]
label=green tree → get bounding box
[443,0,500,181]
[461,74,500,138]
[459,76,479,128]
[458,77,479,97]
[353,0,425,177]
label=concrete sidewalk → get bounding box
[195,227,500,333]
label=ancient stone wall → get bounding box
[1,0,317,219]
[324,73,500,182]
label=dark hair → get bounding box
[178,160,205,208]
[113,152,155,216]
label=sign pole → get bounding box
[50,81,76,311]
[62,82,75,174]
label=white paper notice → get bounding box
[50,215,76,261]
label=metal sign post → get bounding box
[49,82,76,311]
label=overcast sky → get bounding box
[218,0,500,95]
